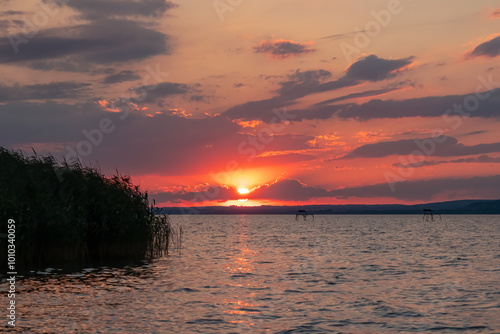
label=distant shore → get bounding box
[160,199,500,215]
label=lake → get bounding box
[2,215,500,333]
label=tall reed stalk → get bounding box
[0,147,178,269]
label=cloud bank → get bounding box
[152,175,500,203]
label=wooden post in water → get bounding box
[423,209,441,221]
[296,210,314,221]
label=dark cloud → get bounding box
[233,83,244,88]
[276,57,412,99]
[222,96,297,122]
[103,70,141,84]
[0,19,8,33]
[286,69,332,82]
[151,186,236,204]
[0,20,170,68]
[0,101,313,175]
[82,114,312,175]
[0,0,176,71]
[344,55,414,81]
[467,36,500,59]
[249,179,327,201]
[0,103,237,174]
[327,175,500,201]
[229,85,500,123]
[25,59,99,73]
[253,39,316,59]
[224,55,415,122]
[344,136,500,159]
[336,88,500,120]
[313,88,399,107]
[460,130,487,137]
[0,101,106,147]
[0,82,91,102]
[269,88,500,123]
[66,0,177,20]
[189,94,206,102]
[132,82,193,104]
[394,154,500,168]
[0,10,23,16]
[276,69,334,98]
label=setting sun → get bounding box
[237,188,250,195]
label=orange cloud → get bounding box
[97,100,120,113]
[233,119,264,128]
[166,108,192,118]
[307,134,346,147]
[97,99,146,113]
[354,131,391,143]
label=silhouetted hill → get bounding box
[161,199,500,215]
[458,199,500,214]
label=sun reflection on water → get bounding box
[220,217,267,329]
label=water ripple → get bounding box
[1,215,499,333]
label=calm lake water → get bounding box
[3,215,500,333]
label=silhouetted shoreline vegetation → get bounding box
[0,148,179,270]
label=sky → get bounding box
[1,0,500,207]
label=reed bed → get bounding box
[0,147,179,269]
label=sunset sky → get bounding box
[1,0,500,206]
